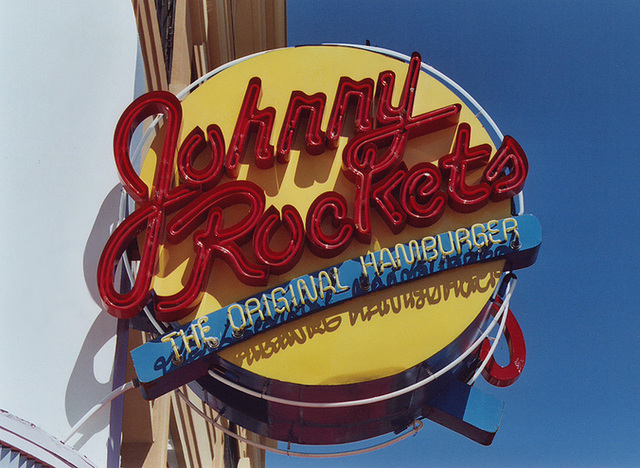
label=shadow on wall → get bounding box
[64,185,122,449]
[83,184,122,306]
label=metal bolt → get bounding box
[172,355,184,366]
[206,337,220,349]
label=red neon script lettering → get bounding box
[156,181,268,321]
[342,53,460,243]
[97,91,197,319]
[98,53,530,322]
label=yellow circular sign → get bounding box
[142,46,510,387]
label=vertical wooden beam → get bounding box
[131,0,168,91]
[143,394,172,467]
[170,387,206,468]
[236,425,277,468]
[169,0,194,94]
[205,0,233,70]
[120,331,172,467]
[233,0,265,58]
[210,407,231,468]
[120,330,153,467]
[188,0,209,80]
[271,0,287,49]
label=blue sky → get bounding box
[267,1,640,466]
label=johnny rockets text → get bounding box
[97,53,529,322]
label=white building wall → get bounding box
[0,1,139,466]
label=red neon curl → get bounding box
[342,102,461,243]
[98,205,162,319]
[375,52,422,126]
[439,123,491,213]
[341,54,460,243]
[479,299,527,387]
[306,192,354,258]
[164,180,268,283]
[177,124,225,190]
[225,77,276,177]
[372,164,407,235]
[253,205,305,275]
[113,91,182,204]
[98,91,195,319]
[325,76,374,149]
[276,91,326,162]
[482,135,529,202]
[401,162,448,227]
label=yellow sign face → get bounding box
[141,46,509,386]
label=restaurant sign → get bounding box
[98,45,541,446]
